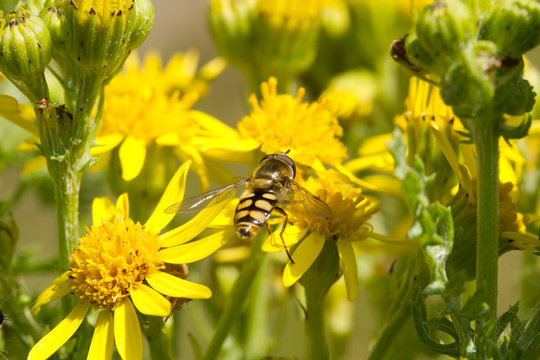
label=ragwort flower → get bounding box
[238,77,347,168]
[28,162,218,360]
[262,169,384,301]
[92,51,248,188]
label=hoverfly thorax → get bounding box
[252,153,296,189]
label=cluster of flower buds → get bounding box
[40,0,154,84]
[393,0,540,127]
[209,0,322,86]
[0,7,52,100]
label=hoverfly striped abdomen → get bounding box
[234,190,278,240]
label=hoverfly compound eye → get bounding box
[275,153,296,178]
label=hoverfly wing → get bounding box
[286,179,331,218]
[164,179,248,214]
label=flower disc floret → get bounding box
[69,216,163,310]
[290,174,379,240]
[238,77,347,167]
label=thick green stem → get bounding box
[46,73,103,268]
[51,165,82,267]
[203,233,267,360]
[305,288,329,360]
[244,253,271,358]
[142,316,174,359]
[470,116,499,354]
[368,300,411,360]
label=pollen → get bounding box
[291,173,380,240]
[238,77,347,166]
[68,215,163,310]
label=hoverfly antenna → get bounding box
[282,149,291,155]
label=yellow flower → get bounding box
[262,169,384,301]
[27,161,231,360]
[92,51,250,188]
[238,77,347,167]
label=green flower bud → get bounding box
[0,7,51,99]
[252,0,322,81]
[209,0,257,69]
[402,31,444,76]
[480,0,540,58]
[415,0,475,63]
[494,77,535,116]
[440,41,499,118]
[210,0,322,86]
[40,0,154,82]
[36,99,75,161]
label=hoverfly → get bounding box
[165,152,331,262]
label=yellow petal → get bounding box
[262,225,307,253]
[208,200,237,228]
[283,232,325,287]
[90,134,125,156]
[31,272,71,315]
[87,311,114,360]
[116,193,130,219]
[28,302,90,360]
[337,240,359,301]
[160,229,235,263]
[146,271,212,299]
[155,133,181,146]
[119,136,146,181]
[193,110,237,136]
[114,299,143,360]
[92,196,116,226]
[160,198,234,247]
[144,161,191,234]
[176,145,209,192]
[21,156,47,174]
[130,284,171,317]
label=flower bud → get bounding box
[415,0,475,62]
[440,41,498,118]
[0,7,51,99]
[40,0,154,81]
[209,0,257,69]
[209,0,322,84]
[480,0,540,58]
[253,0,322,80]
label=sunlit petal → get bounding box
[90,134,124,156]
[144,161,191,234]
[337,240,359,301]
[119,136,146,181]
[160,199,234,247]
[31,272,71,314]
[116,193,130,219]
[87,311,114,360]
[130,284,171,317]
[114,299,143,360]
[160,230,235,263]
[21,156,47,174]
[92,196,116,226]
[262,224,307,253]
[28,302,90,360]
[146,271,212,299]
[283,232,325,287]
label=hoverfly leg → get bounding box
[275,207,294,264]
[265,222,272,235]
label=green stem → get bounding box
[305,288,329,360]
[203,232,267,360]
[469,115,499,355]
[142,316,174,359]
[368,299,411,360]
[244,253,271,358]
[51,166,82,267]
